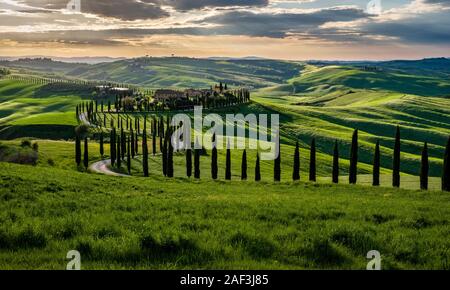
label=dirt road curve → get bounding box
[89,159,129,177]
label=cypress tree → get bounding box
[110,128,116,167]
[121,128,125,160]
[393,126,401,188]
[349,129,358,184]
[99,132,104,158]
[83,138,89,169]
[75,135,81,166]
[225,141,231,180]
[442,136,450,192]
[186,148,192,178]
[293,141,300,181]
[152,129,157,155]
[274,134,281,182]
[135,132,139,155]
[167,129,174,178]
[127,137,131,175]
[420,142,429,190]
[162,135,168,176]
[241,150,247,180]
[211,134,218,180]
[309,138,316,182]
[373,141,380,186]
[194,139,201,179]
[332,140,339,184]
[159,129,163,153]
[255,153,261,181]
[131,129,135,159]
[142,128,149,177]
[117,135,121,168]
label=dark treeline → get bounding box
[76,124,450,192]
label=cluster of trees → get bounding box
[109,127,139,174]
[76,124,450,192]
[0,67,10,76]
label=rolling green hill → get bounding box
[1,162,449,270]
[0,79,91,139]
[254,64,450,177]
[2,57,304,89]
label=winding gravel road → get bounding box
[89,159,130,177]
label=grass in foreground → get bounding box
[1,162,449,270]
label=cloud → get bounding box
[196,7,368,38]
[162,0,269,11]
[17,0,169,20]
[359,9,450,44]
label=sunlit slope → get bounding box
[63,57,304,89]
[0,79,89,139]
[254,65,450,177]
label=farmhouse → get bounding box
[154,89,187,102]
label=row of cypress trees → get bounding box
[78,125,450,191]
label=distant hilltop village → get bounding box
[154,83,230,102]
[93,82,250,111]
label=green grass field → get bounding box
[1,162,449,270]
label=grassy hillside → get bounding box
[254,65,450,177]
[0,79,91,139]
[1,162,449,270]
[2,57,304,89]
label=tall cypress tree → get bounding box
[117,135,121,168]
[121,128,125,160]
[110,128,116,167]
[162,134,168,176]
[309,138,316,182]
[75,135,81,166]
[393,126,401,188]
[373,141,380,186]
[131,129,135,159]
[99,132,104,158]
[241,150,247,180]
[442,136,450,192]
[420,142,429,190]
[293,141,300,181]
[142,129,149,177]
[332,140,339,184]
[194,139,201,179]
[83,138,89,169]
[274,134,281,182]
[135,131,139,155]
[255,153,261,182]
[167,129,174,178]
[127,137,131,175]
[186,148,192,178]
[211,134,218,180]
[225,140,231,180]
[152,129,157,155]
[349,129,358,184]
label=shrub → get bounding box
[20,140,32,148]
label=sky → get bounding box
[0,0,449,60]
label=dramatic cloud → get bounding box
[17,0,169,20]
[196,8,368,38]
[162,0,269,11]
